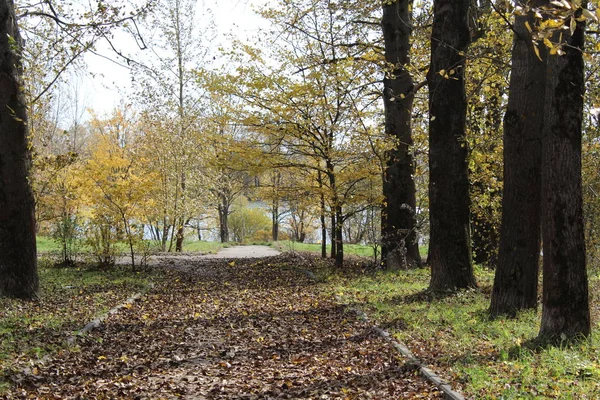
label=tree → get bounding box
[490,0,548,317]
[0,0,38,299]
[228,204,271,243]
[229,0,383,267]
[538,4,590,341]
[427,0,476,290]
[380,0,422,269]
[80,108,159,269]
[133,0,213,251]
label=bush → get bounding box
[229,208,271,243]
[252,229,271,242]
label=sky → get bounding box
[80,0,269,117]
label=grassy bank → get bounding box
[273,240,376,258]
[274,240,429,260]
[36,236,227,255]
[330,266,600,398]
[181,240,227,253]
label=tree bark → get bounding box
[218,201,229,243]
[271,203,279,241]
[490,2,547,317]
[427,0,476,291]
[538,8,590,341]
[330,212,336,259]
[380,0,422,270]
[335,205,344,268]
[175,220,184,252]
[318,172,327,259]
[0,0,39,299]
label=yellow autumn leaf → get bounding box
[533,45,542,61]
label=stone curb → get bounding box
[350,306,465,400]
[67,283,154,346]
[290,264,466,400]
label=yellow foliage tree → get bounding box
[78,108,159,268]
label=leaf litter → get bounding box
[6,254,444,399]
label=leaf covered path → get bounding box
[10,255,443,399]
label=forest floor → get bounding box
[3,253,443,399]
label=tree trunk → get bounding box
[218,204,229,243]
[0,0,39,299]
[335,206,344,268]
[490,2,546,317]
[330,212,336,259]
[538,9,590,341]
[427,0,476,291]
[380,0,421,270]
[175,218,184,252]
[161,214,169,252]
[318,172,327,259]
[272,204,279,241]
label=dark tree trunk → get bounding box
[335,206,344,268]
[427,0,476,291]
[539,9,590,341]
[318,172,327,259]
[330,212,336,259]
[175,220,184,252]
[271,203,279,241]
[380,0,422,270]
[320,212,327,258]
[161,214,169,252]
[0,0,38,299]
[490,2,547,317]
[271,172,281,241]
[218,203,229,243]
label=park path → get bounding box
[135,245,281,267]
[10,255,443,399]
[206,245,281,258]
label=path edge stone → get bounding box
[347,304,466,400]
[67,282,155,346]
[290,263,467,400]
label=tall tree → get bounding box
[230,0,382,267]
[490,0,547,317]
[134,0,212,251]
[380,0,422,269]
[0,0,38,299]
[538,4,590,340]
[427,0,476,290]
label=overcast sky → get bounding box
[80,0,269,117]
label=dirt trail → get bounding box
[206,245,281,258]
[10,255,443,399]
[131,245,281,267]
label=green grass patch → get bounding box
[274,240,376,258]
[329,266,600,399]
[0,261,152,393]
[274,241,429,261]
[182,240,227,253]
[36,236,62,253]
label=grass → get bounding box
[274,240,429,260]
[273,240,376,257]
[36,236,62,253]
[182,240,227,253]
[0,260,152,393]
[37,236,230,256]
[329,266,600,399]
